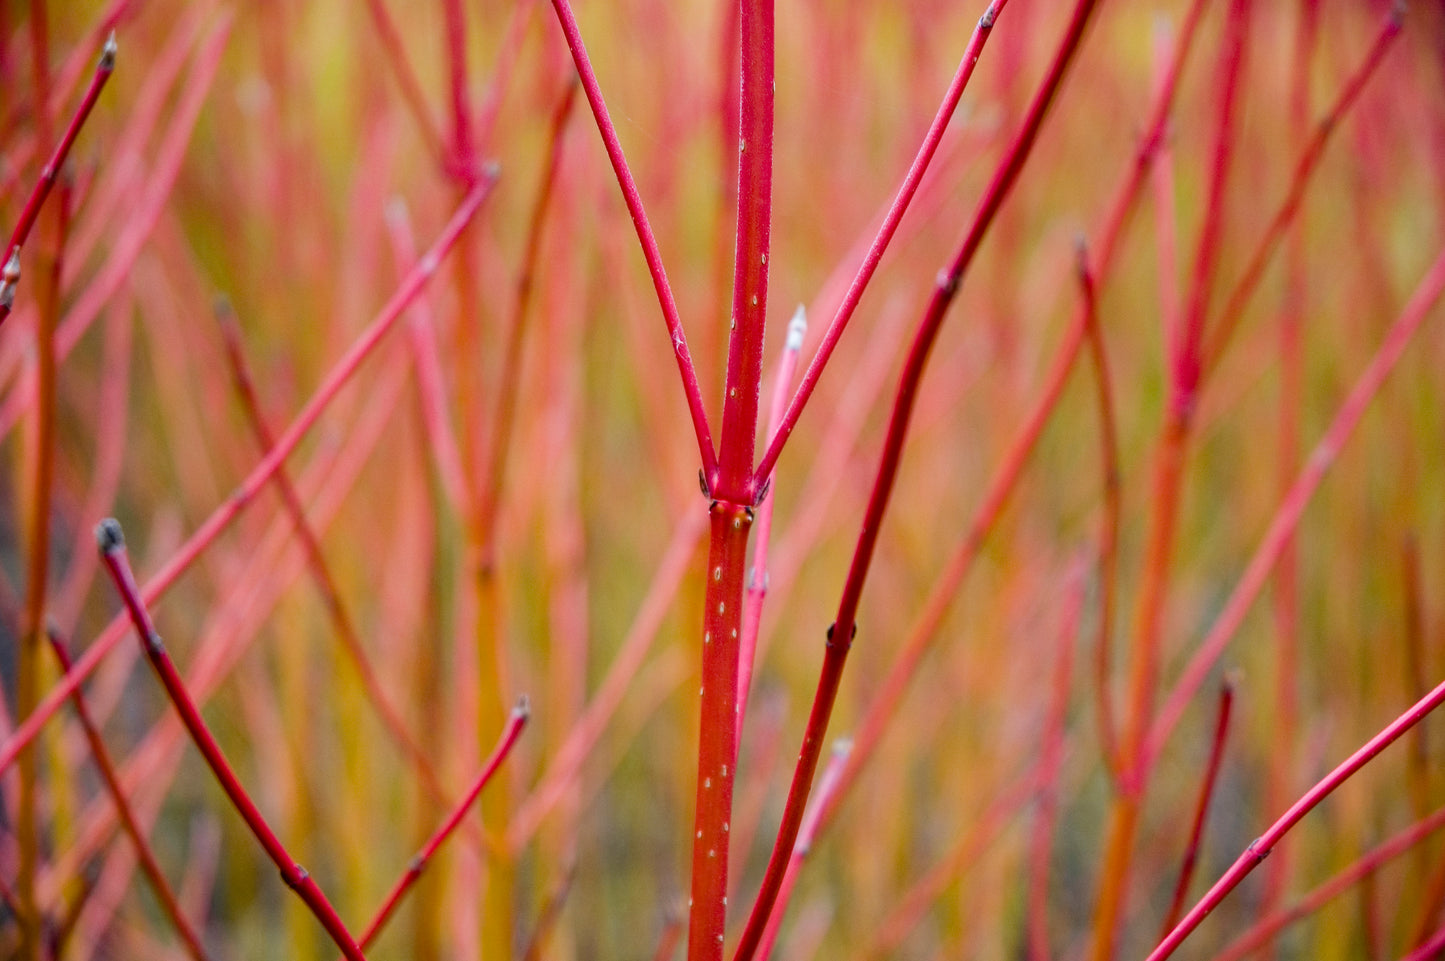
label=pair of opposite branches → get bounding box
[94,520,528,960]
[547,0,1102,956]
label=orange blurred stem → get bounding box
[213,299,470,837]
[751,739,851,961]
[1089,3,1251,955]
[1202,5,1403,369]
[1077,244,1122,786]
[1146,242,1445,766]
[1027,565,1086,961]
[0,178,494,784]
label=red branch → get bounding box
[0,32,115,328]
[97,520,367,961]
[732,0,1101,952]
[1148,672,1445,960]
[0,178,495,782]
[546,0,718,484]
[751,0,1012,485]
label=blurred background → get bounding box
[2,0,1445,958]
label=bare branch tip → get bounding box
[3,250,20,283]
[101,32,118,71]
[95,517,126,555]
[384,196,409,227]
[785,304,808,351]
[1389,1,1406,28]
[514,694,532,720]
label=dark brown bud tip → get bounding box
[101,32,118,71]
[95,518,125,554]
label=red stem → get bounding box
[546,0,717,484]
[1148,672,1445,961]
[46,630,213,961]
[353,699,529,951]
[750,739,851,961]
[714,0,774,502]
[96,520,367,961]
[442,0,475,177]
[1211,808,1445,961]
[687,503,752,961]
[0,33,115,328]
[1157,680,1235,940]
[0,179,494,782]
[734,0,1100,952]
[751,0,1010,487]
[736,305,806,742]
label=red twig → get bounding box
[1146,242,1445,765]
[1206,804,1445,961]
[96,520,367,961]
[736,305,806,743]
[0,178,494,782]
[1157,680,1235,941]
[45,629,213,961]
[352,699,529,951]
[733,1,1101,954]
[751,0,1011,486]
[749,739,851,961]
[0,33,114,328]
[441,0,475,177]
[1,17,229,442]
[546,0,717,484]
[714,0,775,502]
[1148,673,1445,961]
